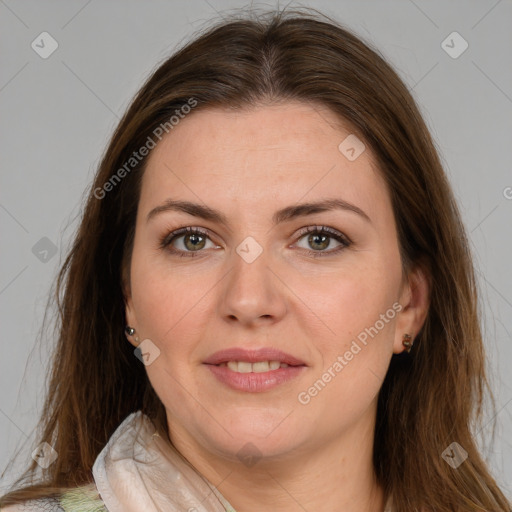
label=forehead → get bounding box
[139,101,393,229]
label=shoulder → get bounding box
[60,483,107,511]
[1,484,107,512]
[1,499,63,511]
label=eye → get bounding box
[159,225,351,258]
[159,227,218,257]
[293,226,351,257]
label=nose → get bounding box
[218,241,287,327]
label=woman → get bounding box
[1,7,510,512]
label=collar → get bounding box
[92,411,236,511]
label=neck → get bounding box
[218,439,385,512]
[167,401,387,512]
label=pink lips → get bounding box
[203,347,307,392]
[203,347,306,367]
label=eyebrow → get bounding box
[146,197,371,226]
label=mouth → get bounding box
[203,349,307,392]
[213,360,301,373]
[203,347,307,370]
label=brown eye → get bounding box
[294,226,350,257]
[306,232,330,251]
[160,227,217,257]
[182,232,207,251]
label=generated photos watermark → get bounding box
[94,97,198,199]
[298,301,403,405]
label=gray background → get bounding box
[1,0,511,497]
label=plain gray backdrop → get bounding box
[1,0,511,498]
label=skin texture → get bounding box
[124,101,430,512]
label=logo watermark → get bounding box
[441,442,468,468]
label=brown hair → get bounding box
[1,7,510,511]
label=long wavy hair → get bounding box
[1,7,510,511]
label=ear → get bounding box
[393,262,431,354]
[122,274,139,349]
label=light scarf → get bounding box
[92,411,235,512]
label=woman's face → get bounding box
[125,101,424,463]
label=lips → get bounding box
[203,347,307,367]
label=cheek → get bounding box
[129,250,218,375]
[300,256,400,400]
[306,258,399,338]
[297,279,398,428]
[130,242,198,331]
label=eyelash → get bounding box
[159,225,351,259]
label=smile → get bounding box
[218,360,291,373]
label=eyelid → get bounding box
[159,226,215,251]
[293,225,352,245]
[291,225,351,258]
[159,224,351,257]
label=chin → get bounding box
[204,417,305,458]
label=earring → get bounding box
[125,325,140,343]
[402,333,413,353]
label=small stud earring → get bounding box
[125,326,140,343]
[402,333,413,353]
